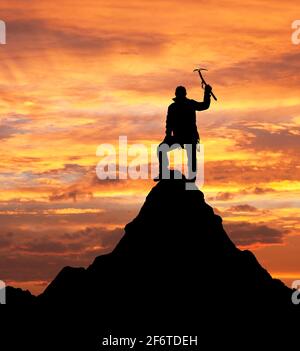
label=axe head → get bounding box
[193,67,208,72]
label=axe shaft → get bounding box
[197,71,217,101]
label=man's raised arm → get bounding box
[191,85,212,111]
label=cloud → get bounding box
[36,163,87,177]
[211,51,300,87]
[224,221,286,247]
[62,226,123,249]
[19,240,68,254]
[212,192,235,201]
[6,18,169,55]
[208,187,276,202]
[245,187,276,195]
[231,123,300,153]
[0,226,124,285]
[48,166,97,201]
[49,189,93,202]
[205,159,300,185]
[0,114,30,140]
[48,166,149,202]
[10,226,124,255]
[227,204,258,212]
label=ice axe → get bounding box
[193,68,217,101]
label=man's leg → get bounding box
[156,142,181,180]
[157,142,169,178]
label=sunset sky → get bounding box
[0,0,300,294]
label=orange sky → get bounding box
[0,0,300,295]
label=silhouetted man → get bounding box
[156,84,212,181]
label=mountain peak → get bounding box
[6,176,296,318]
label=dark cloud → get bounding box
[14,226,123,255]
[6,18,168,55]
[49,189,93,202]
[18,240,67,254]
[211,51,300,86]
[0,114,30,140]
[62,226,123,249]
[224,221,287,247]
[207,187,277,202]
[244,187,276,195]
[48,190,92,202]
[227,204,258,212]
[0,226,124,284]
[210,192,235,201]
[231,124,300,153]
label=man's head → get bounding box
[175,86,187,99]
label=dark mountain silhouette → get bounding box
[3,173,298,347]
